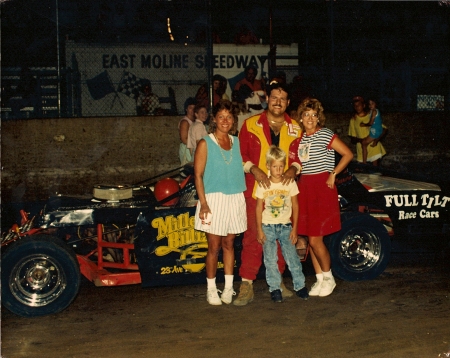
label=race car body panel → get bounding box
[354,173,442,192]
[337,166,450,239]
[134,207,242,287]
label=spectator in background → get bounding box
[234,84,252,104]
[213,74,229,106]
[195,74,229,109]
[179,97,196,165]
[233,85,265,115]
[359,97,384,164]
[137,83,162,116]
[245,90,266,113]
[195,82,209,108]
[348,96,387,166]
[235,84,253,131]
[234,27,259,45]
[187,103,209,157]
[233,65,265,94]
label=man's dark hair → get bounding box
[267,80,290,99]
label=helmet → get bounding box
[154,178,180,206]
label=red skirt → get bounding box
[297,172,341,236]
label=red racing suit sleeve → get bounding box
[288,137,302,168]
[239,119,262,198]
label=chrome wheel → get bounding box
[339,230,382,273]
[2,235,80,317]
[10,254,67,307]
[326,213,391,281]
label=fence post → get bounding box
[65,69,72,118]
[35,74,42,118]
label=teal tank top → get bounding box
[203,134,246,194]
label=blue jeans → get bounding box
[262,223,305,292]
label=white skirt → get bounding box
[194,192,247,236]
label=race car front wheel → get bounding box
[1,235,81,317]
[325,213,391,281]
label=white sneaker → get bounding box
[309,281,323,296]
[319,277,336,297]
[207,289,222,305]
[221,287,236,304]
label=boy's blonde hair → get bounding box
[266,145,286,166]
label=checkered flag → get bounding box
[117,71,143,100]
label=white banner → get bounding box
[66,41,298,116]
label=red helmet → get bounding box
[154,178,180,206]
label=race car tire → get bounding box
[1,235,81,317]
[325,212,391,282]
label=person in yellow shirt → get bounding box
[348,96,387,166]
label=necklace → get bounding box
[213,133,233,165]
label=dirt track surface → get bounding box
[2,252,450,358]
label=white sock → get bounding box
[322,270,333,279]
[242,278,253,285]
[224,275,234,289]
[316,273,324,282]
[207,277,217,290]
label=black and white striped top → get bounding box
[297,128,336,175]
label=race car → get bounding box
[2,163,449,317]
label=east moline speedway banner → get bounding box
[65,41,298,116]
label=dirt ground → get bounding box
[1,250,450,358]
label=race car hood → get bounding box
[39,189,158,228]
[354,173,441,192]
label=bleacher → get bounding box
[1,67,61,120]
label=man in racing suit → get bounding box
[234,81,302,306]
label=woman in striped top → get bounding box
[289,98,353,298]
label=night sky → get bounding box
[1,0,448,68]
[1,0,448,112]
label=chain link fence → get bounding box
[66,41,209,117]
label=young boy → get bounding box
[255,146,309,302]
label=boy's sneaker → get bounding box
[221,287,236,304]
[295,287,309,300]
[309,281,322,296]
[270,289,283,303]
[319,277,336,297]
[207,288,222,305]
